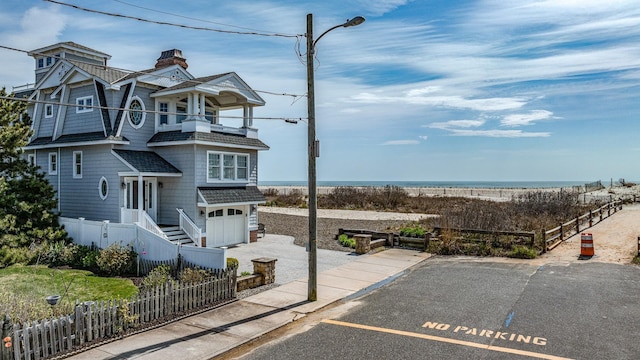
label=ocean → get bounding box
[258,180,588,189]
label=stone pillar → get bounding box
[252,257,277,284]
[249,230,258,243]
[355,234,371,254]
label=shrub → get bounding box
[399,225,426,238]
[240,271,252,276]
[226,257,239,269]
[81,249,100,271]
[0,246,37,267]
[141,264,174,291]
[37,240,67,266]
[508,245,537,259]
[96,243,136,276]
[262,188,279,197]
[338,234,356,248]
[178,267,210,283]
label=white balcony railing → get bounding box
[177,208,202,247]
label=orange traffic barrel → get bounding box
[580,233,594,257]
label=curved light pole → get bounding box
[306,13,365,301]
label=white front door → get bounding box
[124,177,158,222]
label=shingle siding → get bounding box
[155,145,197,226]
[62,86,104,135]
[58,145,128,222]
[118,86,156,150]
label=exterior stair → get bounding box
[161,226,195,246]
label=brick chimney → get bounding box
[155,49,188,69]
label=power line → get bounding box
[0,95,306,122]
[0,44,305,99]
[45,0,302,38]
[111,0,286,35]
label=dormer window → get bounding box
[45,104,54,118]
[46,57,53,66]
[76,96,93,113]
[37,58,44,68]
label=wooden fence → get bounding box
[1,268,237,360]
[542,200,622,252]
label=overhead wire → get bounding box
[0,95,305,122]
[44,0,302,38]
[111,0,287,35]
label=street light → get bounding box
[306,13,365,301]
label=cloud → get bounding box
[419,135,428,140]
[448,129,551,138]
[381,140,420,145]
[427,119,485,129]
[349,92,527,111]
[501,110,555,127]
[426,118,550,138]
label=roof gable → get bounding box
[151,72,265,106]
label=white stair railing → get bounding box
[138,211,168,240]
[177,208,203,247]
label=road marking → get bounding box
[321,319,573,360]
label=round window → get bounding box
[99,177,108,200]
[128,97,146,128]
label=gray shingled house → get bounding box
[17,42,269,261]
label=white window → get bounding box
[73,151,82,179]
[45,104,54,118]
[46,57,53,66]
[76,96,93,113]
[98,177,109,200]
[159,102,168,125]
[127,96,146,128]
[37,58,44,68]
[28,154,36,166]
[207,152,249,182]
[48,153,57,175]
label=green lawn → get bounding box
[0,265,139,322]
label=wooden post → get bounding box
[1,315,12,360]
[423,233,431,252]
[542,230,547,253]
[560,223,564,241]
[600,208,603,221]
[387,232,394,248]
[589,210,593,227]
[608,203,611,217]
[637,236,640,257]
[576,217,580,234]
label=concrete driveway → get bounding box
[226,234,359,285]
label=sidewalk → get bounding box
[67,249,431,360]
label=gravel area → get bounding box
[257,207,419,251]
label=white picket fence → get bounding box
[3,269,237,360]
[59,217,226,270]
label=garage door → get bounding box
[206,207,246,247]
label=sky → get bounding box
[1,0,639,183]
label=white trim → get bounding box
[148,140,268,151]
[127,95,146,129]
[28,153,36,166]
[117,171,182,177]
[198,200,265,208]
[24,138,130,150]
[76,95,93,113]
[48,152,57,175]
[73,151,83,179]
[44,104,54,118]
[99,176,109,200]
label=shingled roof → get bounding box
[68,60,131,84]
[148,131,269,150]
[112,149,181,174]
[198,186,265,205]
[26,132,128,148]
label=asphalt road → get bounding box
[235,257,640,360]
